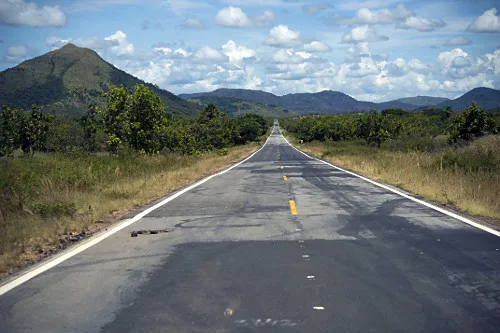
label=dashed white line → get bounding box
[307,275,315,280]
[313,306,325,310]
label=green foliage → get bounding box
[357,110,401,147]
[449,102,487,143]
[0,105,52,156]
[81,104,101,152]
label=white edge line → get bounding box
[281,133,500,238]
[0,136,271,296]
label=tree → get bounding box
[357,110,393,147]
[449,102,486,143]
[18,106,52,154]
[0,106,22,156]
[195,104,236,151]
[100,86,130,153]
[81,104,100,152]
[127,84,169,154]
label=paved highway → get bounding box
[1,126,499,332]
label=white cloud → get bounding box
[4,45,28,62]
[302,3,334,15]
[443,36,472,47]
[104,31,134,55]
[341,26,389,44]
[0,0,66,27]
[396,16,445,32]
[45,31,133,56]
[467,8,500,33]
[303,41,332,52]
[181,18,206,29]
[335,4,414,25]
[264,25,331,52]
[264,25,302,47]
[221,40,256,64]
[215,6,274,28]
[193,46,228,62]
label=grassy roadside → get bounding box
[0,141,262,277]
[283,132,500,224]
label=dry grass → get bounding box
[287,135,500,221]
[0,143,260,276]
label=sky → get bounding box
[1,0,500,101]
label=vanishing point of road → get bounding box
[1,125,499,332]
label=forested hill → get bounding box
[0,43,201,118]
[180,87,500,114]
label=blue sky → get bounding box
[1,0,500,101]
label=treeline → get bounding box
[282,103,500,151]
[0,84,270,157]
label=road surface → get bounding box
[1,126,499,332]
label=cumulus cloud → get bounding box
[4,45,29,62]
[303,41,332,52]
[215,6,274,28]
[341,26,389,44]
[193,46,228,62]
[334,4,414,25]
[302,3,334,15]
[264,25,331,52]
[104,31,134,55]
[46,31,133,56]
[467,8,500,33]
[0,0,66,27]
[443,36,472,47]
[181,18,206,29]
[396,16,446,32]
[221,40,256,64]
[264,25,302,47]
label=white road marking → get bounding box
[298,240,304,243]
[282,135,500,238]
[313,306,325,310]
[0,137,272,296]
[296,228,302,232]
[302,254,310,258]
[307,275,315,280]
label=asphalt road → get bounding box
[1,126,499,333]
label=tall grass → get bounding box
[289,135,500,221]
[0,143,260,275]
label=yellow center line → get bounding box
[283,176,288,181]
[289,200,298,215]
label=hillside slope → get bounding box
[0,44,200,118]
[435,87,500,111]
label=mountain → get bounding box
[180,87,500,115]
[395,96,450,107]
[186,95,295,118]
[180,88,282,106]
[181,89,378,114]
[434,87,500,111]
[0,43,201,118]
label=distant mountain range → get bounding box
[180,87,500,115]
[2,44,499,119]
[0,44,201,118]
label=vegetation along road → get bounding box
[0,124,499,332]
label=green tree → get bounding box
[0,106,23,156]
[195,104,236,151]
[127,84,169,154]
[100,86,130,153]
[449,102,487,143]
[81,104,101,152]
[19,106,52,154]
